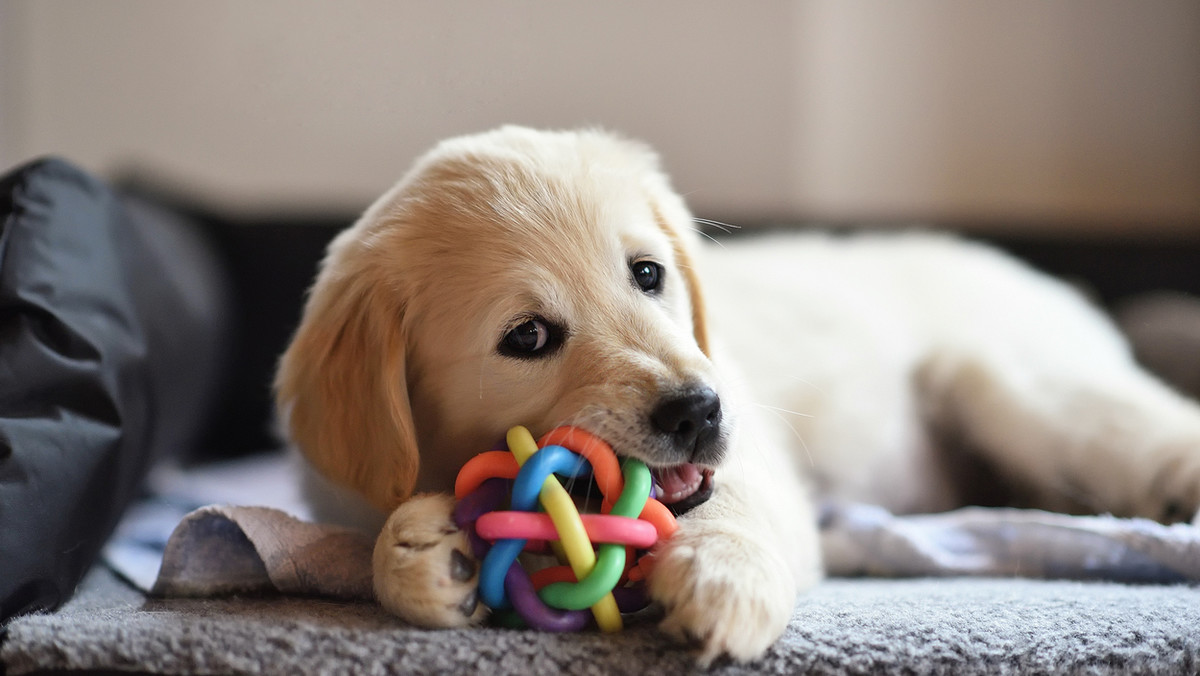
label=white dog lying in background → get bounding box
[275,126,1200,662]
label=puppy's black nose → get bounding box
[651,387,722,457]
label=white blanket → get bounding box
[820,502,1200,583]
[102,452,1200,599]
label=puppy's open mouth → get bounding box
[539,426,717,516]
[651,463,715,516]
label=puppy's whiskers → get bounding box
[692,217,741,235]
[558,410,610,506]
[582,427,603,506]
[690,227,726,250]
[782,374,828,397]
[754,402,815,468]
[753,403,814,419]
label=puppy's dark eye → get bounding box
[630,260,663,293]
[499,317,562,358]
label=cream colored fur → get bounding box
[277,126,1200,664]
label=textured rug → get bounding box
[4,565,1198,675]
[6,450,1199,675]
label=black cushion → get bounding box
[0,158,231,621]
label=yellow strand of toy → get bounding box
[506,426,622,632]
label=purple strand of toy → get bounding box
[454,478,509,559]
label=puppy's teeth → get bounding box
[663,474,704,502]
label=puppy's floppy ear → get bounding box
[655,205,711,358]
[605,129,712,358]
[275,244,419,513]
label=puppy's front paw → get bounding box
[648,522,801,665]
[373,493,486,627]
[1143,447,1200,525]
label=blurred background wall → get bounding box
[2,0,1198,233]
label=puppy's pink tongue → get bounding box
[653,463,703,503]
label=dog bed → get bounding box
[4,159,1200,675]
[7,450,1200,675]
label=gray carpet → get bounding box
[4,566,1198,675]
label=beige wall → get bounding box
[0,1,797,218]
[2,1,1198,231]
[791,1,1200,227]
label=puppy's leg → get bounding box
[372,493,487,626]
[920,347,1200,523]
[649,436,822,664]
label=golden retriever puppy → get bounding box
[276,126,1200,662]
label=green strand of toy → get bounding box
[536,458,651,610]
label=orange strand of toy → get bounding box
[454,450,519,499]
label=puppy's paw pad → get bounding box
[449,548,476,582]
[373,493,487,627]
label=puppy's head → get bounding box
[276,126,728,513]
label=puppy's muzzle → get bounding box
[646,385,721,515]
[651,386,722,462]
